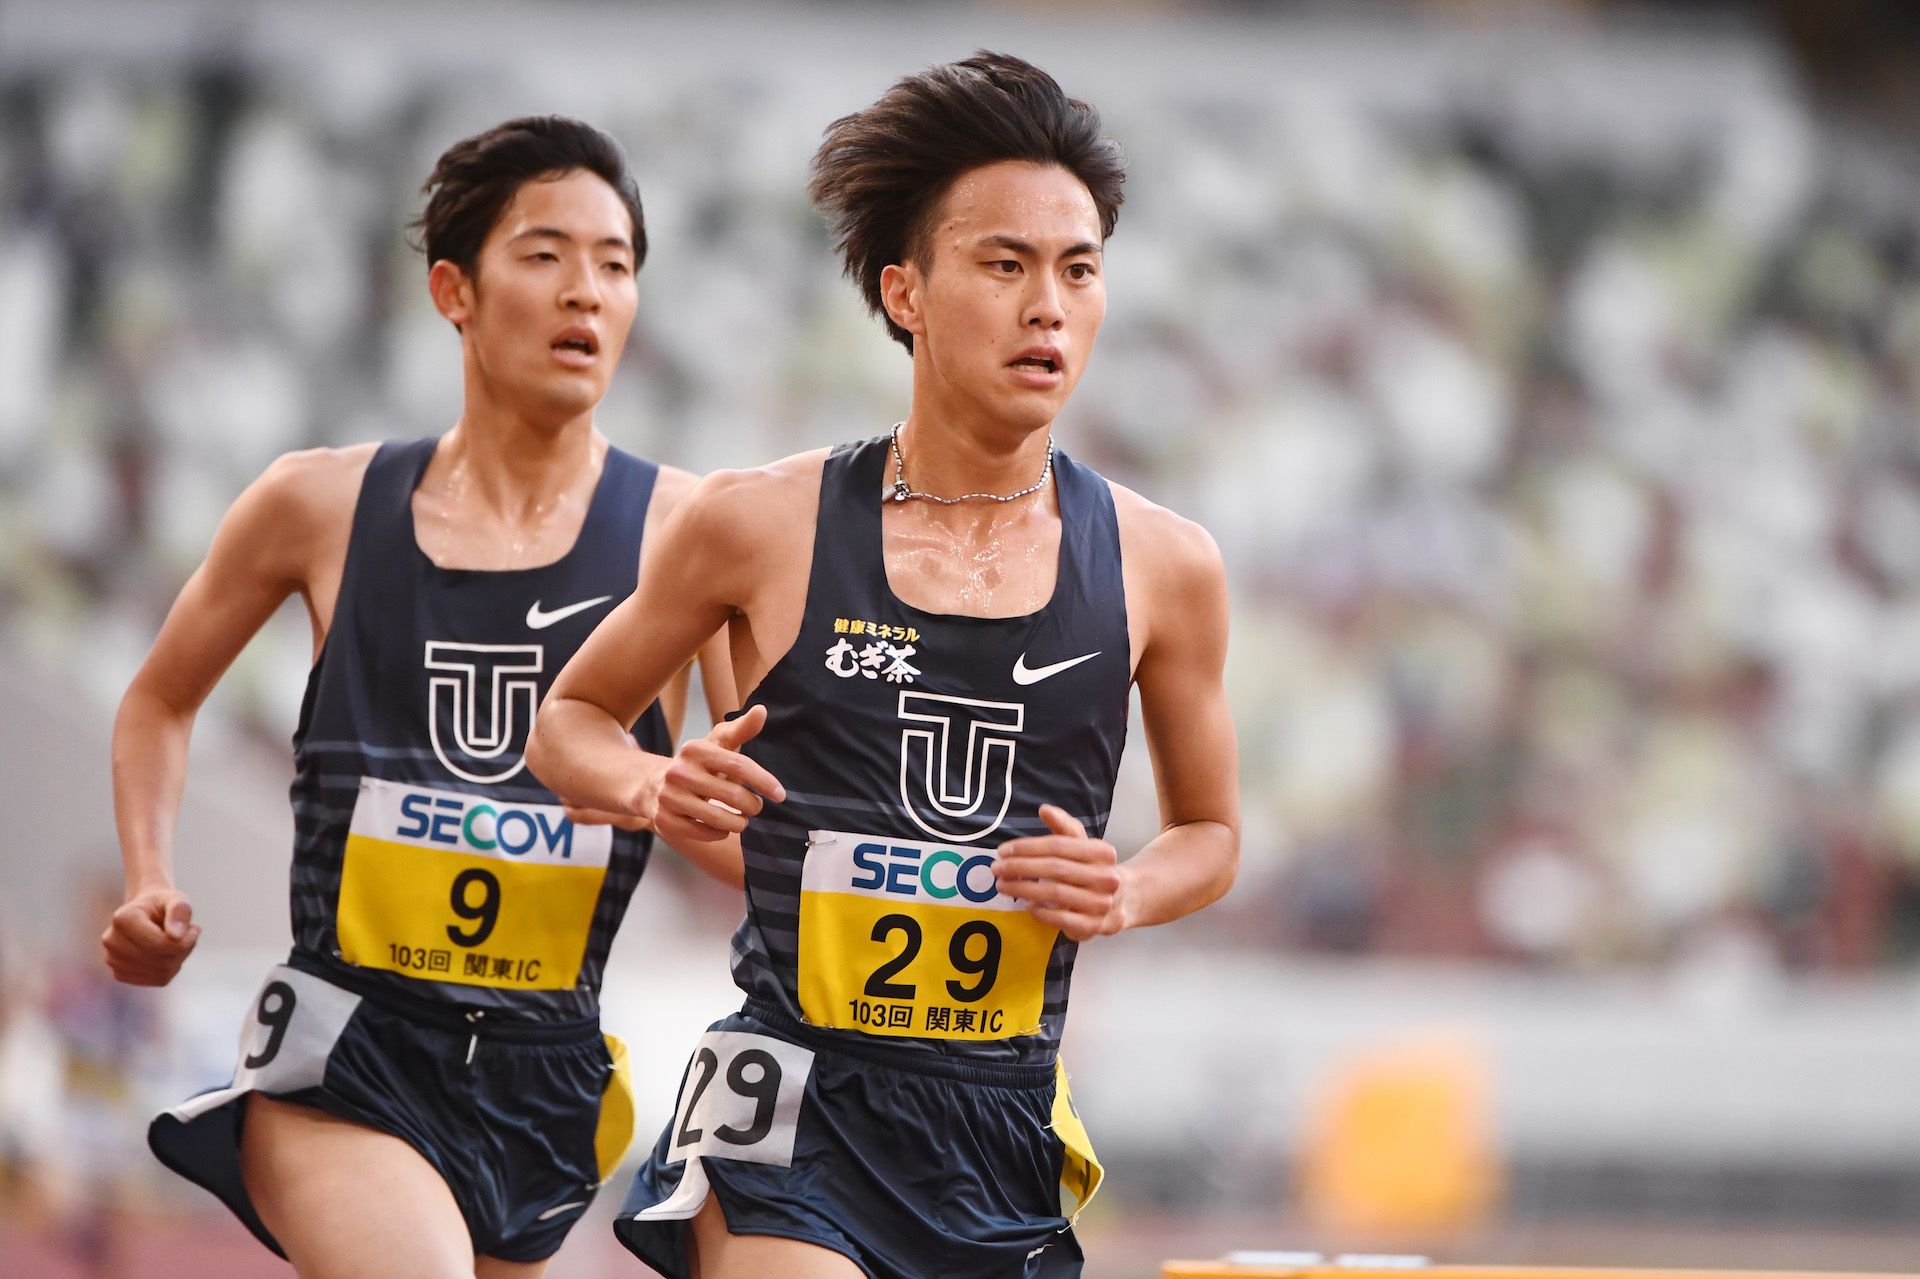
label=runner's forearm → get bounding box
[527,694,671,821]
[1115,819,1237,931]
[660,831,747,890]
[111,685,196,896]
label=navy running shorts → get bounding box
[612,999,1099,1279]
[148,949,636,1263]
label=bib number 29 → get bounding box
[677,1047,782,1148]
[664,1030,815,1168]
[865,915,1002,1002]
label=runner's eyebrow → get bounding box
[975,234,1101,258]
[977,234,1034,254]
[511,226,633,252]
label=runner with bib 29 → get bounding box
[529,53,1241,1279]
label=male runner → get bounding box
[104,116,738,1278]
[528,53,1240,1279]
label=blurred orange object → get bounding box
[1295,1032,1503,1235]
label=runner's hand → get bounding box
[993,805,1127,941]
[651,704,786,846]
[102,889,201,986]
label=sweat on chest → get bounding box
[879,505,1062,617]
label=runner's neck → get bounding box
[433,415,603,522]
[892,412,1055,507]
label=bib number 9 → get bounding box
[446,868,501,947]
[229,965,362,1096]
[336,778,613,990]
[242,981,297,1069]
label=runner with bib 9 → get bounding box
[106,116,738,1279]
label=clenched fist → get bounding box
[102,889,201,986]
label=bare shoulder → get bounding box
[643,453,823,517]
[248,443,379,528]
[1108,478,1228,672]
[226,443,376,548]
[673,447,831,541]
[1107,478,1226,588]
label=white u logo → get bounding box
[424,642,544,783]
[896,691,1025,843]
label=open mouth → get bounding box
[552,330,600,358]
[1010,355,1060,375]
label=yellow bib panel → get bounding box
[337,778,612,991]
[797,830,1058,1041]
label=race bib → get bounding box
[336,778,611,990]
[165,965,362,1126]
[797,829,1058,1040]
[663,1030,815,1168]
[629,1030,815,1222]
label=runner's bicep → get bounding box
[551,591,727,731]
[1141,677,1237,832]
[1134,546,1238,833]
[559,489,749,726]
[131,486,308,714]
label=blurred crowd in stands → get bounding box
[3,18,1919,988]
[1,881,163,1276]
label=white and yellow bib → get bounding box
[797,829,1059,1041]
[337,777,611,990]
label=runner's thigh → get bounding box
[475,1257,549,1279]
[240,1094,474,1279]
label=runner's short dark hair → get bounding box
[412,115,646,276]
[809,51,1125,352]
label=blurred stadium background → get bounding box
[4,0,1920,1275]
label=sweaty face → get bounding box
[457,169,638,423]
[908,161,1107,433]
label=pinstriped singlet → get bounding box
[725,434,1130,1068]
[287,438,671,1022]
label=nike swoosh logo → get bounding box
[1012,651,1101,685]
[537,1200,587,1221]
[526,596,613,630]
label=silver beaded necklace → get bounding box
[887,422,1054,505]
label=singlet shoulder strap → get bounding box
[351,438,437,539]
[335,437,437,607]
[806,435,890,585]
[1040,448,1128,631]
[1053,448,1121,575]
[579,445,660,567]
